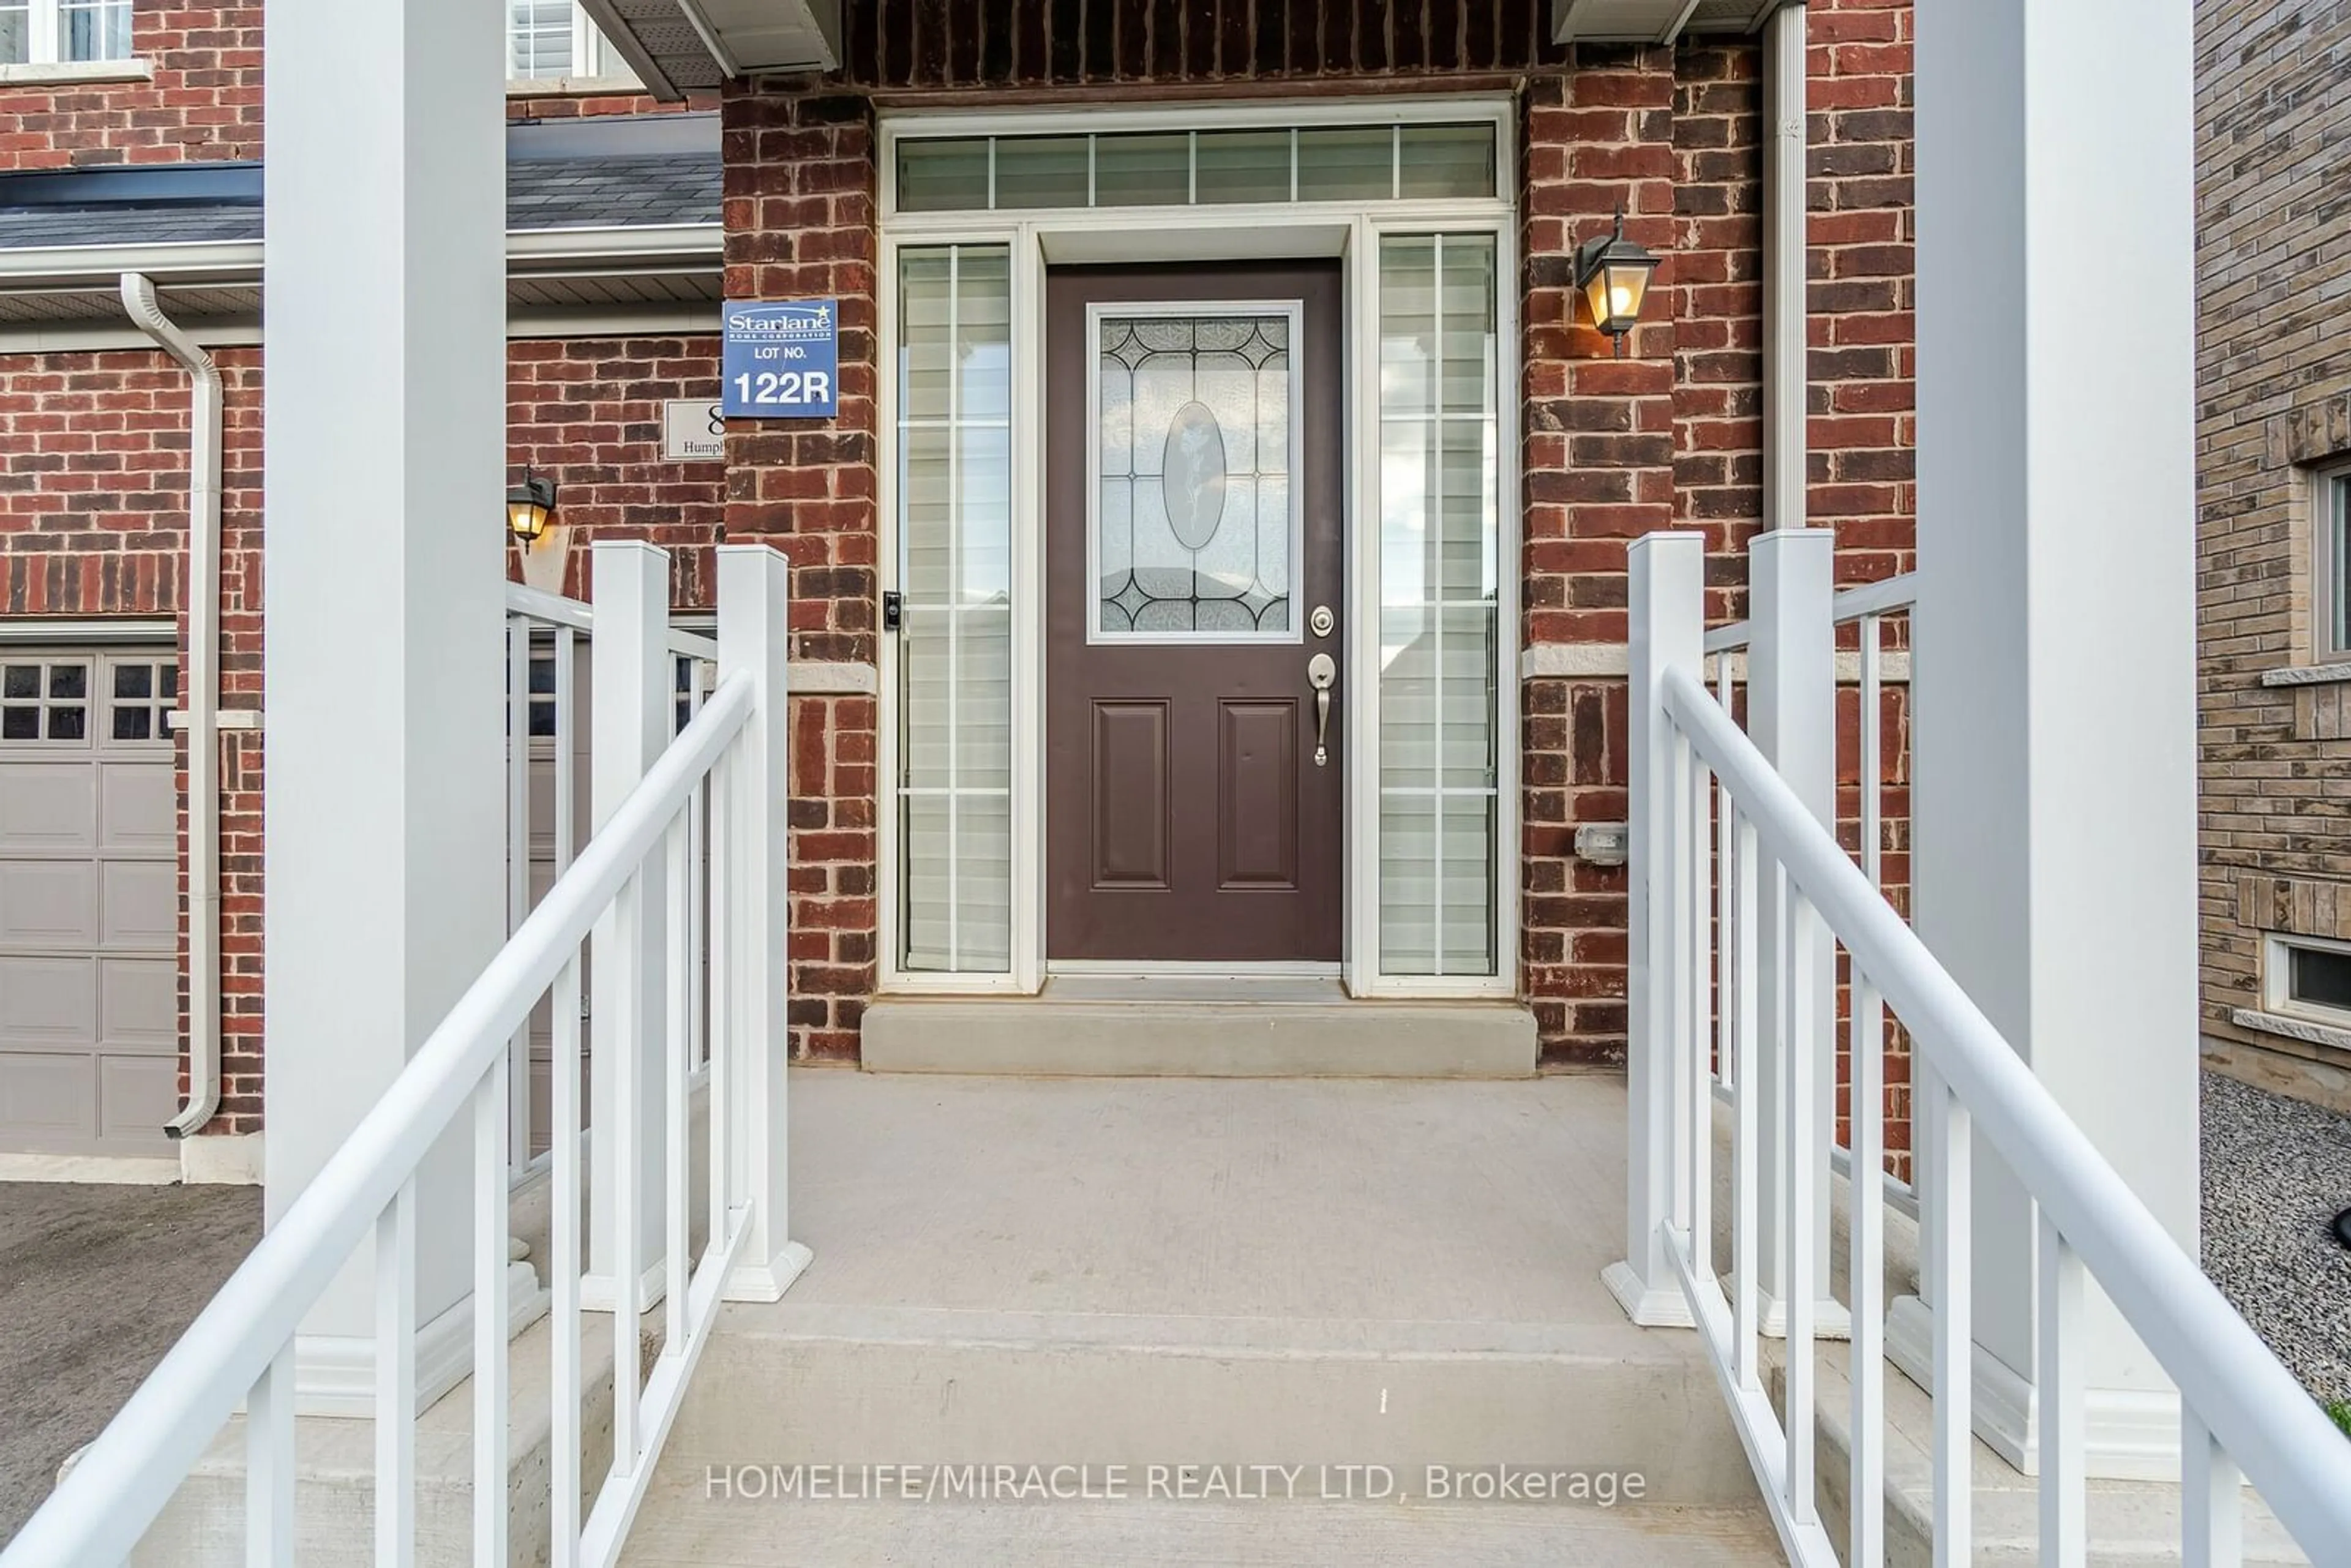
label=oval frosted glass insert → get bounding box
[1161,400,1229,550]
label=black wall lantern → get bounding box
[1573,208,1662,358]
[506,467,559,544]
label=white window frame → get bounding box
[875,96,1520,1000]
[1,0,133,67]
[2315,460,2351,663]
[506,0,607,83]
[2263,931,2351,1029]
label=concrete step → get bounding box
[621,1487,1782,1566]
[861,977,1537,1077]
[624,1071,1763,1560]
[655,1302,1757,1505]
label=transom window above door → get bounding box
[892,118,1500,216]
[1091,304,1301,642]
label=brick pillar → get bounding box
[1521,53,1681,1066]
[721,88,881,1061]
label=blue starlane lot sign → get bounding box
[722,299,839,418]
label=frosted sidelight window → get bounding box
[1377,235,1500,977]
[1093,308,1299,640]
[897,246,1013,972]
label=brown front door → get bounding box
[1046,262,1344,964]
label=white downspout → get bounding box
[1763,1,1809,535]
[120,273,224,1141]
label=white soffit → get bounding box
[579,0,839,99]
[1552,0,1791,44]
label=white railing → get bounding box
[1700,566,1922,1225]
[6,544,799,1568]
[503,583,721,1185]
[1622,531,2351,1566]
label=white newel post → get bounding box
[1606,531,1705,1327]
[263,0,520,1412]
[717,544,812,1301]
[1897,0,2200,1476]
[1746,530,1847,1338]
[587,542,672,1311]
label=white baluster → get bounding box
[1859,614,1882,891]
[1731,812,1761,1391]
[1785,891,1818,1526]
[473,1057,510,1566]
[1715,652,1738,1097]
[2039,1213,2086,1566]
[508,617,533,1178]
[552,950,584,1567]
[375,1184,416,1567]
[610,869,643,1481]
[2181,1411,2241,1568]
[708,755,731,1255]
[1687,747,1712,1279]
[1668,730,1697,1247]
[245,1346,294,1568]
[1850,974,1886,1564]
[553,626,576,883]
[665,811,691,1349]
[1932,1074,1971,1568]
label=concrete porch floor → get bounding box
[624,1069,1772,1564]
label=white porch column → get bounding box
[262,0,508,1411]
[1894,0,2200,1476]
[716,543,812,1302]
[585,541,671,1311]
[1605,531,1704,1326]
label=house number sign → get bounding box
[722,299,839,419]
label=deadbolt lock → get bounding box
[1309,604,1335,638]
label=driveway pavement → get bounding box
[0,1180,259,1547]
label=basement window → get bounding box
[0,0,131,66]
[2267,934,2351,1027]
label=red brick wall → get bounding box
[1521,7,1914,1072]
[0,334,723,1133]
[719,89,881,1063]
[1520,48,1685,1065]
[507,336,726,606]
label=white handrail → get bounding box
[505,581,722,666]
[507,580,593,631]
[1831,572,1916,625]
[1658,662,2351,1555]
[2,675,754,1568]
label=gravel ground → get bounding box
[0,1180,260,1548]
[2200,1071,2351,1406]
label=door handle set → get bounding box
[1308,652,1336,767]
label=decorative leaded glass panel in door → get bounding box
[1090,306,1301,642]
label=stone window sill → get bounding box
[0,58,153,86]
[2230,1006,2351,1055]
[2258,661,2351,688]
[506,75,644,99]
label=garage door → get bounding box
[0,648,180,1157]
